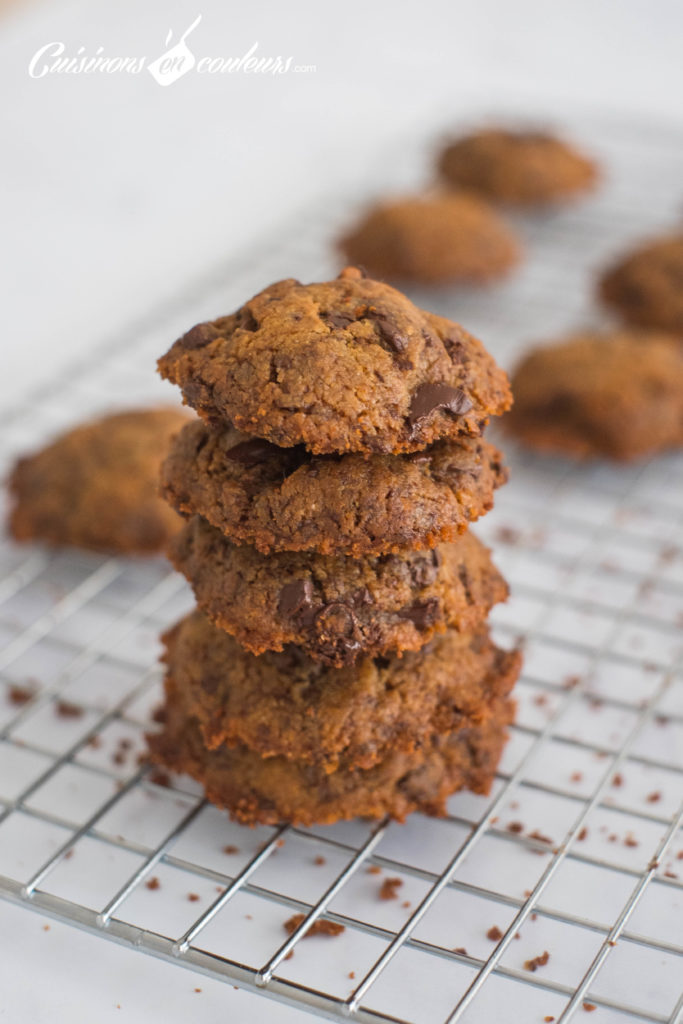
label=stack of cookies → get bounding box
[148,267,520,826]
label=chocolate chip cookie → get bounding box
[157,267,512,455]
[148,672,515,825]
[505,329,683,460]
[159,609,520,772]
[169,515,508,664]
[599,234,683,333]
[438,128,598,206]
[9,407,191,555]
[161,420,507,556]
[338,194,521,285]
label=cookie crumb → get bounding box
[145,877,161,891]
[8,684,35,705]
[314,855,326,866]
[55,700,83,718]
[283,914,345,937]
[577,827,588,841]
[366,865,381,875]
[188,893,200,902]
[646,790,662,803]
[454,947,468,955]
[486,926,503,942]
[545,1017,555,1022]
[379,877,403,900]
[583,1003,596,1012]
[223,844,239,854]
[348,971,355,979]
[43,924,50,931]
[194,988,201,993]
[524,950,550,972]
[148,769,171,788]
[507,821,524,834]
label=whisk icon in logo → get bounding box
[147,15,202,86]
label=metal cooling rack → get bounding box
[1,112,682,1024]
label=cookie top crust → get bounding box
[599,234,683,334]
[9,407,191,555]
[161,419,507,556]
[157,268,512,455]
[169,515,508,664]
[505,329,683,461]
[338,194,521,285]
[438,128,598,206]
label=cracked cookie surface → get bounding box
[157,267,511,454]
[161,419,507,555]
[169,515,508,664]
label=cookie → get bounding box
[8,407,191,555]
[161,420,507,556]
[169,515,508,664]
[599,234,683,334]
[505,329,683,460]
[159,609,520,771]
[438,128,598,206]
[148,675,515,825]
[338,194,521,285]
[157,267,512,455]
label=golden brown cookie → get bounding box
[169,516,508,664]
[505,329,683,460]
[438,128,598,206]
[338,193,521,284]
[8,407,191,555]
[148,672,515,825]
[161,420,507,556]
[159,609,520,773]
[157,268,512,455]
[599,234,683,334]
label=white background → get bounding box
[1,1,683,1021]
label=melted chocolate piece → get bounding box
[179,323,218,350]
[410,549,441,588]
[322,311,357,330]
[397,598,440,631]
[366,308,409,355]
[225,438,281,467]
[409,383,473,427]
[278,579,314,618]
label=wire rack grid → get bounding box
[0,111,682,1024]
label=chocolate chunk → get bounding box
[322,311,357,330]
[409,384,473,427]
[352,587,373,607]
[225,438,280,467]
[366,307,409,355]
[236,308,258,332]
[179,323,218,350]
[398,598,440,631]
[410,550,441,588]
[278,579,314,618]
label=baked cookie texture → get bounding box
[438,128,598,206]
[157,267,512,455]
[505,329,683,461]
[149,267,518,826]
[169,516,508,664]
[599,234,683,334]
[9,407,191,555]
[149,673,515,826]
[338,194,521,285]
[161,420,507,556]
[160,610,521,773]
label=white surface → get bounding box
[1,3,683,1024]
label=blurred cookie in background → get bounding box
[8,407,192,555]
[599,233,683,333]
[504,328,683,461]
[437,127,598,207]
[338,193,521,285]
